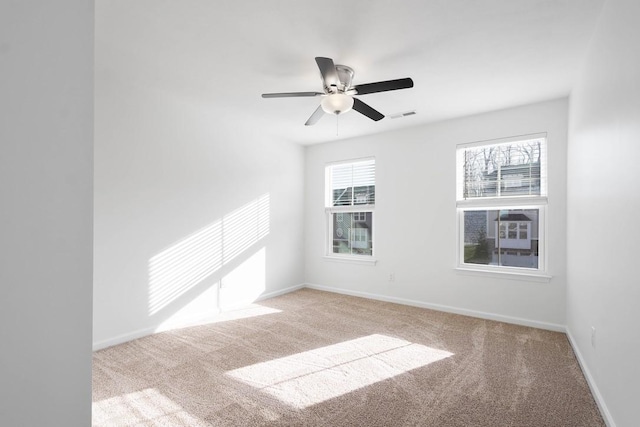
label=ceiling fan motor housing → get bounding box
[334,65,354,92]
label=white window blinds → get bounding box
[328,159,375,207]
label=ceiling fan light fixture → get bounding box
[321,93,354,115]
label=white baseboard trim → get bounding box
[93,325,159,351]
[258,283,306,302]
[220,283,306,311]
[92,307,225,351]
[565,329,616,427]
[304,283,565,332]
[93,284,306,351]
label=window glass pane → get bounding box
[461,139,544,199]
[463,210,492,265]
[463,209,539,269]
[332,212,372,256]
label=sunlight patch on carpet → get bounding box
[213,303,282,323]
[154,301,281,333]
[226,334,453,408]
[93,388,205,426]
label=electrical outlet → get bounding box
[591,326,596,348]
[388,272,395,282]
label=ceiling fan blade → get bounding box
[304,105,325,126]
[315,57,339,89]
[353,78,414,95]
[262,92,323,98]
[353,98,384,121]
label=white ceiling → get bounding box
[96,0,604,145]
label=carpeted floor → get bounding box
[93,289,605,426]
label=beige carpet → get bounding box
[93,289,605,426]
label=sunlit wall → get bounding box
[93,6,305,348]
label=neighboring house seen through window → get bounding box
[456,135,547,272]
[326,159,375,257]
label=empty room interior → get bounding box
[2,0,640,426]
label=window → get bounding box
[326,159,375,257]
[456,135,547,273]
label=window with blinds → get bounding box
[326,159,375,258]
[456,135,547,273]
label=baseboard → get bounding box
[93,306,226,351]
[565,329,616,427]
[255,283,306,303]
[304,283,565,332]
[93,325,159,351]
[93,284,306,351]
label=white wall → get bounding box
[0,1,94,426]
[93,7,305,349]
[305,99,568,329]
[567,0,640,425]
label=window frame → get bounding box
[324,157,376,263]
[455,134,549,278]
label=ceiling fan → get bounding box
[262,57,414,126]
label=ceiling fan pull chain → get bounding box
[336,114,339,137]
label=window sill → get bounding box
[323,255,378,266]
[455,266,552,283]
